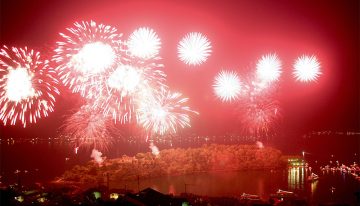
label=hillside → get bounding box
[59,144,286,186]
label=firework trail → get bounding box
[74,146,79,154]
[138,88,198,135]
[53,20,124,98]
[60,104,113,150]
[0,46,59,127]
[293,55,321,82]
[178,32,212,66]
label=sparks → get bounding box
[5,67,35,102]
[60,104,113,150]
[213,70,241,102]
[98,56,167,124]
[0,46,59,127]
[238,97,281,138]
[293,55,321,82]
[256,53,282,83]
[178,32,212,66]
[70,41,116,74]
[127,27,161,59]
[107,65,142,97]
[138,88,198,135]
[53,20,123,98]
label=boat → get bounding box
[274,189,295,197]
[269,189,297,203]
[277,189,293,194]
[307,173,319,182]
[240,193,260,200]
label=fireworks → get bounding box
[138,88,198,135]
[106,63,165,98]
[256,53,282,83]
[0,16,328,148]
[213,70,242,102]
[70,42,116,74]
[238,97,281,138]
[241,71,279,99]
[293,55,321,82]
[61,104,113,150]
[99,57,167,124]
[107,65,142,96]
[127,27,161,59]
[4,67,35,102]
[0,46,59,127]
[178,32,212,66]
[53,20,123,97]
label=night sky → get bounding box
[0,0,359,139]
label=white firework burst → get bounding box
[256,53,282,83]
[70,41,116,75]
[178,32,212,66]
[213,70,242,102]
[293,55,321,82]
[127,27,161,59]
[97,56,167,124]
[107,65,142,97]
[138,88,198,135]
[53,20,124,98]
[0,46,59,127]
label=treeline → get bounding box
[60,144,286,186]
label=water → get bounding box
[0,141,148,184]
[1,141,359,205]
[112,169,360,205]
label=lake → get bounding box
[112,168,360,205]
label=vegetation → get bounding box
[60,144,286,186]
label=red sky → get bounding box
[0,0,359,138]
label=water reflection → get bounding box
[310,180,318,196]
[112,170,304,199]
[113,171,278,198]
[287,167,306,190]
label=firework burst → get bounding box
[238,97,281,138]
[61,104,113,150]
[138,88,198,135]
[213,70,242,102]
[96,54,167,124]
[53,20,124,98]
[256,53,282,83]
[240,70,280,99]
[0,46,59,127]
[178,32,212,66]
[127,27,161,59]
[293,55,321,82]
